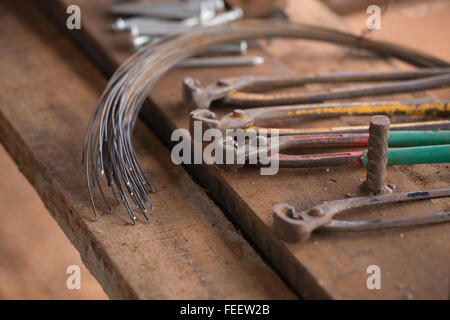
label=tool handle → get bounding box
[389,131,450,147]
[242,69,450,91]
[249,101,450,120]
[361,144,450,166]
[323,211,450,232]
[228,75,450,107]
[276,130,450,150]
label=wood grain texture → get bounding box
[39,0,450,299]
[0,0,295,300]
[0,143,107,299]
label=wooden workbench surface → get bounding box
[0,1,296,299]
[37,0,450,299]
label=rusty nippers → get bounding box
[190,100,450,135]
[274,188,450,243]
[183,68,450,110]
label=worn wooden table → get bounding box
[1,0,448,299]
[0,1,295,299]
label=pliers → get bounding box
[190,100,450,135]
[217,131,450,169]
[273,188,450,243]
[183,68,450,110]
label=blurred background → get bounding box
[0,0,448,299]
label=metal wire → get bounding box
[82,20,450,224]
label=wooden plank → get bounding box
[0,0,296,299]
[40,0,450,299]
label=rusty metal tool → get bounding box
[272,144,450,168]
[227,135,450,169]
[183,68,450,110]
[209,130,450,170]
[248,130,450,152]
[273,188,450,242]
[190,100,450,135]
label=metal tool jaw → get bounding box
[189,109,238,171]
[274,202,340,243]
[189,108,255,132]
[189,109,273,171]
[190,109,220,133]
[183,77,253,111]
[273,188,450,243]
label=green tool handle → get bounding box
[361,144,450,166]
[389,131,450,147]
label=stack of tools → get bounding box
[272,116,450,243]
[85,17,450,223]
[187,68,450,170]
[109,0,264,67]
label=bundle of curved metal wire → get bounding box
[83,20,450,224]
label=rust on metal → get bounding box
[363,116,390,194]
[273,188,450,243]
[190,101,450,136]
[183,69,450,110]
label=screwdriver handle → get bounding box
[389,130,450,147]
[361,144,450,166]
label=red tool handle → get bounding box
[278,133,369,149]
[277,151,364,168]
